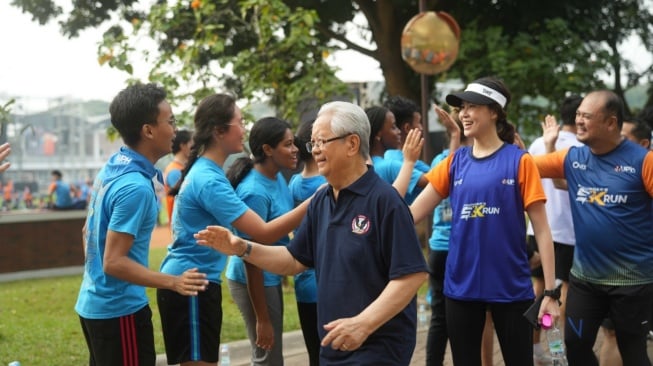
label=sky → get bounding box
[0,2,382,113]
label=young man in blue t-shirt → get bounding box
[74,83,208,366]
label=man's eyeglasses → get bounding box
[306,133,352,152]
[167,116,177,127]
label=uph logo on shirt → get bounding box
[575,185,627,206]
[351,215,371,234]
[460,202,500,220]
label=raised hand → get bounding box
[402,128,424,163]
[435,105,462,152]
[541,114,560,152]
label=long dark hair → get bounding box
[365,106,391,151]
[169,93,236,196]
[227,117,292,188]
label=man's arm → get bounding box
[195,226,307,276]
[320,271,428,351]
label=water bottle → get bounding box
[220,343,231,366]
[8,362,21,366]
[542,313,569,366]
[418,303,428,330]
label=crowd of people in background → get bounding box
[3,77,650,365]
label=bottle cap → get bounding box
[541,313,553,329]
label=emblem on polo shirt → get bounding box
[351,215,371,234]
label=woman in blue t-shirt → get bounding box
[157,94,309,366]
[365,106,428,203]
[226,117,298,366]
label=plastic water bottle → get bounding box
[8,362,21,366]
[418,303,428,330]
[220,343,231,366]
[542,314,569,366]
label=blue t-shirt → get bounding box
[53,181,73,207]
[288,167,428,365]
[445,144,534,302]
[562,141,653,285]
[165,169,182,188]
[429,150,452,251]
[160,157,248,283]
[226,170,293,287]
[75,147,162,319]
[287,173,326,303]
[371,155,422,204]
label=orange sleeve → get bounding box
[532,148,569,179]
[642,151,653,197]
[48,182,56,194]
[518,154,547,209]
[424,152,454,199]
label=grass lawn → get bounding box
[0,246,429,365]
[0,247,301,365]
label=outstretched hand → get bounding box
[194,225,244,256]
[402,128,424,163]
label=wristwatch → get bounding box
[238,240,252,259]
[543,287,561,301]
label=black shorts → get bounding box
[157,282,223,364]
[601,317,615,330]
[553,242,574,282]
[566,275,653,338]
[527,236,574,281]
[79,305,156,366]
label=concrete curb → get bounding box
[156,329,307,366]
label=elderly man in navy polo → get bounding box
[196,101,429,366]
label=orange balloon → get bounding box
[401,11,460,75]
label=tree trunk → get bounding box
[367,0,421,102]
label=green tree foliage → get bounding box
[9,0,653,134]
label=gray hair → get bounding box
[317,101,370,159]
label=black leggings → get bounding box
[446,297,533,366]
[297,301,320,366]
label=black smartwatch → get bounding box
[543,287,561,301]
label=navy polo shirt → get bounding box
[288,166,428,365]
